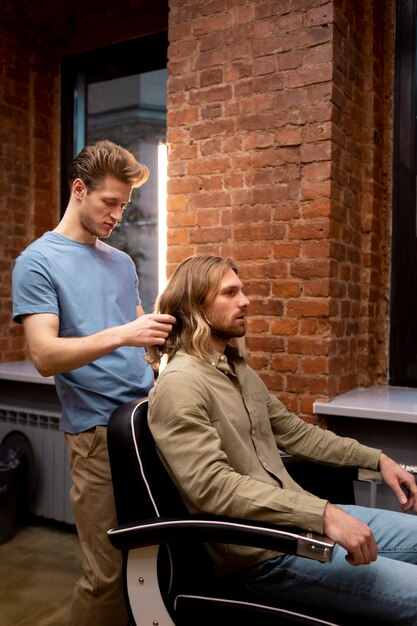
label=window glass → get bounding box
[61,34,168,313]
[389,0,417,385]
[85,69,167,312]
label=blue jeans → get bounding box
[234,505,417,625]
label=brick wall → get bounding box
[0,0,394,421]
[330,0,393,396]
[166,0,394,420]
[0,27,59,361]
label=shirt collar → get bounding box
[208,346,243,377]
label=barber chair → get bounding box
[107,398,357,626]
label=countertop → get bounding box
[0,361,54,385]
[313,385,417,424]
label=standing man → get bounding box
[12,140,175,626]
[147,254,417,625]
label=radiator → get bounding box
[0,404,74,525]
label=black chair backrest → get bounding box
[108,397,219,609]
[108,397,188,527]
[284,459,356,505]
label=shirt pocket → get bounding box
[249,390,273,436]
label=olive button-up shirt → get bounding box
[148,348,381,575]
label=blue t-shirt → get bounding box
[12,231,154,433]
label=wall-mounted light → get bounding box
[158,142,168,293]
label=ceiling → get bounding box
[0,0,169,49]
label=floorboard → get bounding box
[0,520,82,626]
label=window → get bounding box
[61,32,168,312]
[390,0,417,385]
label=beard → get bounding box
[209,319,247,342]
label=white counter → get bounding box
[0,361,60,415]
[0,361,54,385]
[313,385,417,424]
[314,385,417,510]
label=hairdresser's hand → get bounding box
[323,502,378,566]
[123,314,176,347]
[378,452,417,513]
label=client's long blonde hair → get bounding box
[147,255,244,369]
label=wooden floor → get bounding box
[0,519,82,626]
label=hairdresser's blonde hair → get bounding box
[69,140,149,192]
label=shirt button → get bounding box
[211,362,216,366]
[220,355,225,360]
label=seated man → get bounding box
[147,254,417,625]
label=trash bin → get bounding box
[0,445,25,544]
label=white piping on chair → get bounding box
[129,398,175,594]
[129,399,160,517]
[174,595,340,625]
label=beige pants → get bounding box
[65,426,129,626]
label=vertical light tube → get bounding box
[158,142,168,293]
